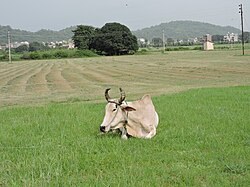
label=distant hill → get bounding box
[132,20,241,41]
[0,21,241,44]
[0,25,76,44]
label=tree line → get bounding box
[0,22,139,61]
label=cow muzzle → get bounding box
[100,126,106,133]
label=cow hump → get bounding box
[141,94,152,104]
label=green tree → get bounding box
[152,38,163,47]
[29,42,48,51]
[212,35,224,43]
[91,22,138,55]
[166,38,174,46]
[15,44,29,53]
[72,25,96,50]
[239,32,250,43]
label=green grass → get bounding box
[0,49,99,62]
[214,43,250,50]
[0,86,249,186]
[140,43,250,52]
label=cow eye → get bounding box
[112,105,118,112]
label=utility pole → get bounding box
[7,30,12,63]
[239,4,244,55]
[162,30,165,53]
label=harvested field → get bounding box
[0,50,250,107]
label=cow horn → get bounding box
[118,88,126,104]
[105,88,112,102]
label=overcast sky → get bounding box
[1,0,249,31]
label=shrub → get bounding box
[193,46,202,50]
[0,55,7,61]
[166,46,199,51]
[75,50,98,57]
[215,46,230,50]
[21,53,31,60]
[178,47,190,50]
[128,50,135,55]
[29,52,42,60]
[19,49,98,61]
[136,49,149,55]
[42,52,54,59]
[165,48,174,51]
[54,50,69,58]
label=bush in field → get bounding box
[0,50,7,60]
[20,49,98,60]
[136,49,149,55]
[0,55,7,61]
[215,46,230,50]
[29,51,42,60]
[42,52,54,59]
[54,50,69,58]
[193,46,202,50]
[21,52,31,60]
[75,49,98,57]
[165,47,190,51]
[178,47,190,50]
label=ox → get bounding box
[99,88,159,139]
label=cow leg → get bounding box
[120,127,128,140]
[145,126,156,139]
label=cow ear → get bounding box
[122,106,136,112]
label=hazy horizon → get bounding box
[0,20,244,33]
[1,0,249,32]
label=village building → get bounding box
[224,33,238,43]
[203,34,214,50]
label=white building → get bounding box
[203,41,214,50]
[203,34,212,42]
[137,38,149,47]
[203,34,214,50]
[224,33,238,43]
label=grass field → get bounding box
[0,86,249,186]
[0,50,250,186]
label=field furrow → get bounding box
[0,61,32,75]
[0,63,42,93]
[46,62,73,92]
[2,63,44,94]
[25,63,53,93]
[77,66,117,84]
[61,62,94,88]
[0,62,37,87]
